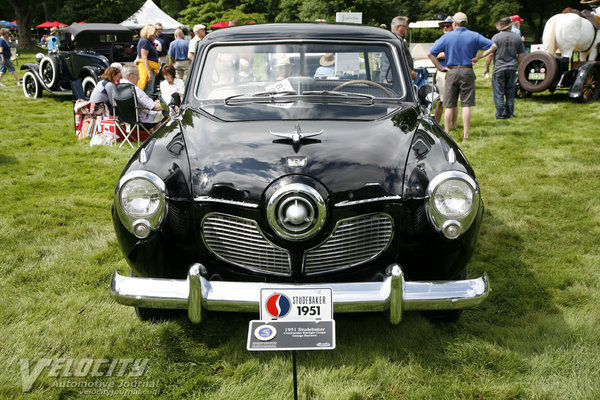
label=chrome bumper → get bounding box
[111,264,489,324]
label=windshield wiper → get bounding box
[301,90,375,104]
[225,91,297,105]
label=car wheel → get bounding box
[578,65,600,103]
[420,268,466,323]
[130,272,184,322]
[39,56,60,89]
[517,51,558,93]
[82,76,97,99]
[22,71,42,98]
[515,84,532,99]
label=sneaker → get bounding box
[17,80,22,86]
[0,82,6,87]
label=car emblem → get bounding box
[286,156,307,167]
[270,124,323,144]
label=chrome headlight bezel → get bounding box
[266,183,327,241]
[426,171,480,239]
[115,171,167,238]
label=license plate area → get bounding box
[528,72,545,80]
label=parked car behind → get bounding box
[21,23,137,99]
[110,23,489,324]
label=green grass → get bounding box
[1,49,600,399]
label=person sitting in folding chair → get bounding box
[113,64,165,147]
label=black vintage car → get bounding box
[21,23,137,98]
[110,23,489,324]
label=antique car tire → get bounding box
[577,65,600,103]
[39,56,60,89]
[517,51,558,93]
[22,71,42,98]
[131,272,184,322]
[420,268,467,323]
[135,307,184,322]
[516,83,532,98]
[82,76,97,99]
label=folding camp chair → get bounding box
[112,83,152,148]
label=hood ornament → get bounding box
[270,124,323,144]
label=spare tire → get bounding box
[517,51,558,93]
[39,56,60,89]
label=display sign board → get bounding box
[336,12,362,24]
[260,288,333,321]
[247,320,336,351]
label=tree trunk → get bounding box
[7,0,36,49]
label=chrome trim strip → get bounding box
[111,265,490,324]
[335,195,402,207]
[194,196,259,208]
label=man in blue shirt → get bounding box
[428,12,496,141]
[168,28,190,80]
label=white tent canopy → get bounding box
[121,0,188,34]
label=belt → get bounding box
[447,65,473,69]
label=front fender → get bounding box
[569,61,599,99]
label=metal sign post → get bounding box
[247,288,336,399]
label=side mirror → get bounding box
[418,83,440,114]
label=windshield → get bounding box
[195,42,406,101]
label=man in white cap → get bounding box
[427,12,496,141]
[188,24,206,62]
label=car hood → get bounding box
[182,103,420,204]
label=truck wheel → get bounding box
[82,76,97,99]
[22,71,42,98]
[39,56,60,89]
[517,51,558,93]
[578,65,600,103]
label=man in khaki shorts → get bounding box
[434,17,458,128]
[428,12,497,141]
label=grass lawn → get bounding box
[1,49,599,400]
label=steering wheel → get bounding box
[332,79,394,97]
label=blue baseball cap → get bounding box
[439,17,453,27]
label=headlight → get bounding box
[121,178,163,217]
[426,171,479,239]
[115,171,166,238]
[433,178,474,219]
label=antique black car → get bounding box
[110,23,489,324]
[21,23,137,98]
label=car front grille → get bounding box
[202,214,291,276]
[201,213,393,276]
[304,214,394,275]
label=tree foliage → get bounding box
[1,0,596,48]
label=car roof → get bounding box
[58,23,133,37]
[203,23,399,43]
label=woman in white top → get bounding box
[160,64,184,108]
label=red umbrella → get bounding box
[36,21,67,28]
[210,21,229,28]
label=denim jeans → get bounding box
[492,69,517,118]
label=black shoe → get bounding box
[496,116,506,119]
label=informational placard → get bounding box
[247,320,336,351]
[260,288,333,321]
[336,12,362,24]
